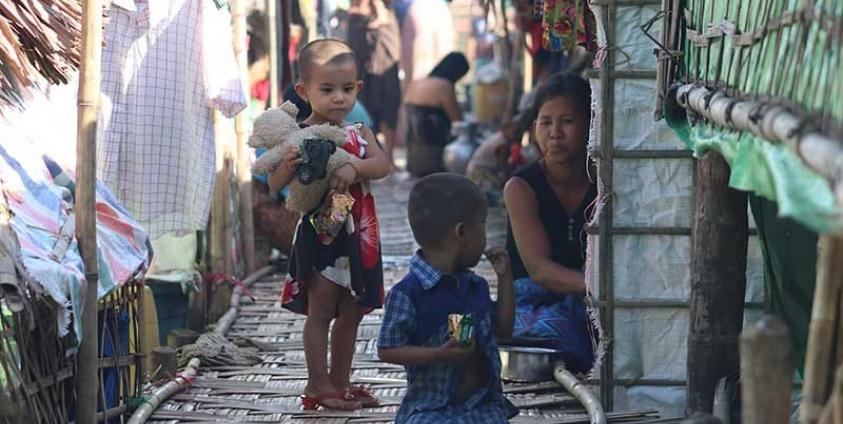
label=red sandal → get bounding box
[345,385,380,407]
[301,390,361,410]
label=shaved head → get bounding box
[408,173,487,248]
[298,39,358,82]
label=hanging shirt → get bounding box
[97,0,247,239]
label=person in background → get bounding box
[391,0,413,26]
[503,73,598,374]
[271,39,390,410]
[347,0,402,169]
[398,52,469,178]
[399,0,455,90]
[466,106,533,206]
[378,173,517,423]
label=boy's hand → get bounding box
[485,247,511,278]
[330,162,358,194]
[282,145,302,172]
[438,339,474,364]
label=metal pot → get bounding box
[499,345,565,383]
[443,121,478,174]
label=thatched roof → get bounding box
[0,0,81,108]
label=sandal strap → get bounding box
[348,386,372,396]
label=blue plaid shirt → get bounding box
[379,252,517,423]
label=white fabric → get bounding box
[97,0,247,238]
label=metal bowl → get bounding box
[499,345,565,383]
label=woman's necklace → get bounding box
[541,160,586,242]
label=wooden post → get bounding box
[267,0,279,108]
[151,347,178,379]
[801,236,843,424]
[740,315,793,424]
[210,119,234,276]
[231,0,257,275]
[280,0,292,89]
[687,151,749,415]
[834,366,843,424]
[75,0,103,422]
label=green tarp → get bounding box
[666,118,842,234]
[750,195,817,375]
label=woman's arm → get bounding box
[503,177,586,294]
[441,82,463,122]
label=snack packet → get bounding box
[448,313,474,348]
[310,192,355,245]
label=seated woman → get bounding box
[503,73,597,374]
[399,52,469,177]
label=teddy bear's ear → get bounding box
[281,101,299,118]
[247,134,263,148]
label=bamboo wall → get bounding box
[0,283,144,424]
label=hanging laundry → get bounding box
[97,0,247,239]
[541,0,598,53]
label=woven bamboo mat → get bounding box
[148,177,662,423]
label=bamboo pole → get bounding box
[801,236,843,424]
[675,84,843,216]
[739,315,793,424]
[126,265,274,423]
[231,0,257,275]
[75,0,103,422]
[268,0,279,108]
[210,119,234,276]
[126,358,201,424]
[834,366,843,424]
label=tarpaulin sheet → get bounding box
[585,3,767,417]
[0,133,151,342]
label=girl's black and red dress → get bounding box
[280,125,384,314]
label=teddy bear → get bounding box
[249,101,359,214]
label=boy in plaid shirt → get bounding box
[378,173,517,423]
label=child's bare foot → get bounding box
[302,385,362,410]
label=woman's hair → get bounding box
[428,52,470,84]
[247,11,268,66]
[530,72,592,121]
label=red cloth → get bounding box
[251,79,269,102]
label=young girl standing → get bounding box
[268,39,391,411]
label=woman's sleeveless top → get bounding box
[505,161,597,280]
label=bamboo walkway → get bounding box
[147,176,668,423]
